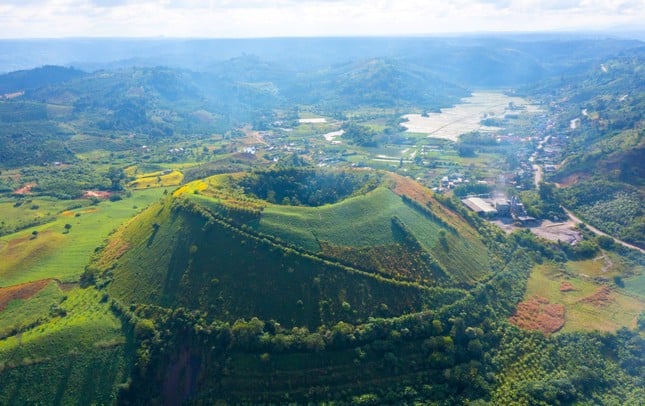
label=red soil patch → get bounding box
[555,172,590,188]
[83,190,112,199]
[0,279,52,312]
[560,281,576,292]
[509,296,565,334]
[387,173,465,230]
[14,183,36,195]
[580,286,613,307]
[388,173,434,205]
[62,207,99,217]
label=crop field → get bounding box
[0,285,128,405]
[0,280,63,338]
[128,169,184,189]
[522,262,644,332]
[401,92,538,141]
[251,186,490,284]
[0,188,166,287]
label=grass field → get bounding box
[623,272,645,299]
[0,188,166,287]
[246,186,489,284]
[0,197,86,235]
[0,286,123,365]
[128,169,184,189]
[524,262,644,332]
[0,281,63,338]
[0,285,128,405]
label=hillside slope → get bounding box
[93,169,492,329]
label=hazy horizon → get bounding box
[1,0,643,39]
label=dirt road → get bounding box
[563,207,645,254]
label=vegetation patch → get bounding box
[129,170,184,190]
[579,286,614,307]
[235,168,381,206]
[0,279,53,311]
[509,296,565,334]
[524,263,644,332]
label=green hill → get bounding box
[541,48,645,248]
[96,169,491,329]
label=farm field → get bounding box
[0,188,166,287]
[518,262,644,333]
[402,92,538,141]
[128,169,184,189]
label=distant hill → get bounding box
[0,65,85,94]
[0,58,472,168]
[537,47,645,248]
[299,58,468,109]
[1,36,642,84]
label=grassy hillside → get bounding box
[536,48,645,248]
[102,196,465,329]
[0,285,130,405]
[94,169,492,329]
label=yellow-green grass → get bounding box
[525,262,644,332]
[298,112,327,119]
[0,286,123,366]
[624,272,645,299]
[75,150,114,161]
[0,281,64,338]
[566,252,638,279]
[128,169,184,190]
[45,104,73,118]
[0,197,84,233]
[0,188,166,287]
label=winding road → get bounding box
[531,140,643,254]
[562,207,645,254]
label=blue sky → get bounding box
[1,0,643,38]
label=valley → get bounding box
[0,36,643,404]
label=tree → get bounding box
[106,166,126,191]
[64,223,72,233]
[341,122,377,147]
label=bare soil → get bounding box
[14,183,36,195]
[83,190,112,199]
[492,218,581,244]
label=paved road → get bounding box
[563,207,645,254]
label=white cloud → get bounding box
[0,0,643,38]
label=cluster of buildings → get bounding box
[461,195,536,224]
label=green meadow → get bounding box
[0,286,128,405]
[0,188,166,287]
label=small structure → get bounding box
[493,198,510,215]
[462,197,498,217]
[510,196,536,224]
